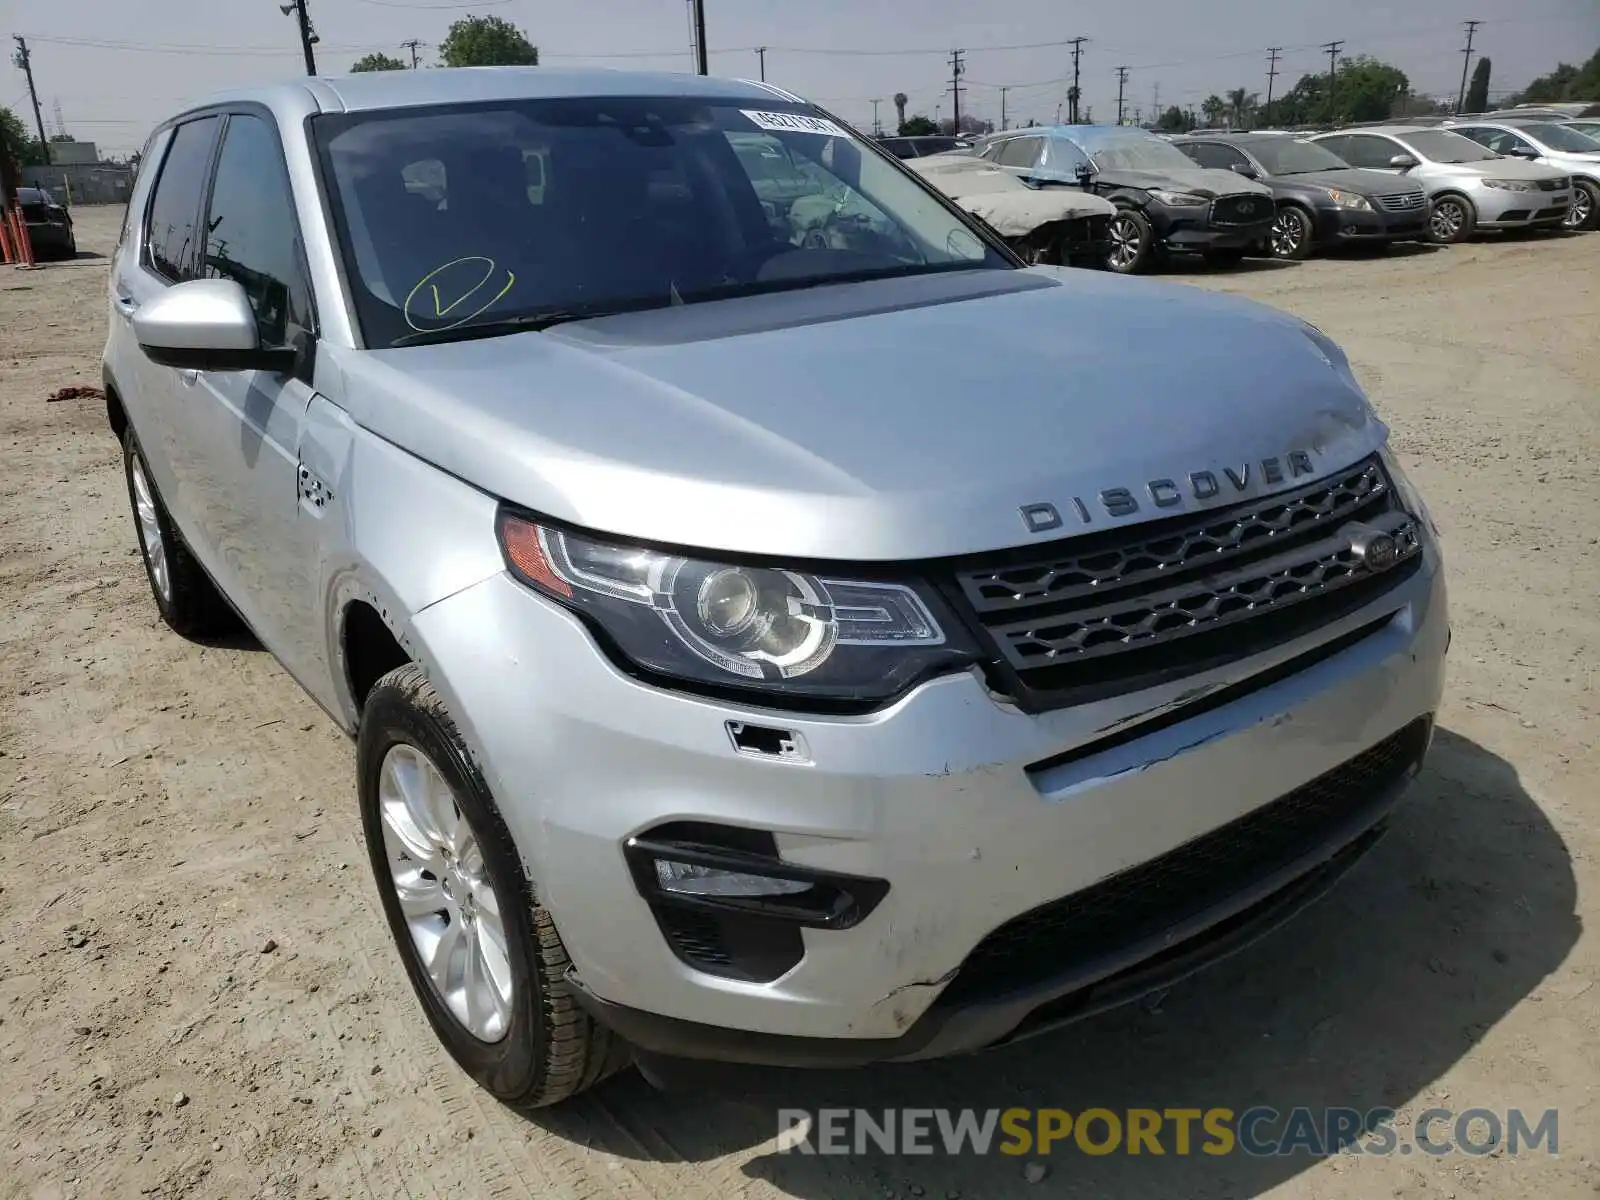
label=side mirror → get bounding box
[1388,153,1419,169]
[1506,145,1539,159]
[1230,161,1260,178]
[132,279,293,373]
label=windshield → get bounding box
[1567,121,1600,138]
[1080,134,1200,172]
[1246,137,1351,175]
[1399,130,1499,163]
[1522,122,1600,152]
[312,97,1007,348]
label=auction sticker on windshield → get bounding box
[742,110,849,137]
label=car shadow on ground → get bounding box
[527,727,1577,1198]
[1330,241,1444,261]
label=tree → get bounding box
[1464,57,1492,113]
[1507,47,1600,105]
[1156,104,1193,133]
[940,113,993,136]
[893,92,908,129]
[1200,95,1226,128]
[437,15,539,68]
[1,106,46,167]
[351,51,409,73]
[1225,88,1259,129]
[1273,55,1408,126]
[898,114,938,136]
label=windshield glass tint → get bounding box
[312,97,1005,347]
[1082,135,1201,172]
[1400,131,1499,163]
[1523,122,1600,152]
[1247,137,1351,174]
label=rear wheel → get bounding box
[358,664,630,1109]
[1428,195,1476,244]
[122,430,237,638]
[1106,209,1154,273]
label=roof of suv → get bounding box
[189,66,799,117]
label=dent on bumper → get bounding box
[410,552,1448,1049]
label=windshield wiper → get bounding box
[390,298,678,347]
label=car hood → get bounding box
[1273,167,1424,197]
[1094,166,1274,199]
[332,268,1384,562]
[1427,157,1570,180]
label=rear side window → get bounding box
[1186,142,1247,171]
[202,112,314,350]
[1327,135,1395,169]
[996,137,1042,168]
[144,116,219,282]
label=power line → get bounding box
[1067,36,1087,123]
[1265,46,1282,124]
[1115,65,1130,125]
[1457,19,1481,113]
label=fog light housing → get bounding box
[653,859,814,898]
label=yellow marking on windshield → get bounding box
[403,257,517,331]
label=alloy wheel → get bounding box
[1566,187,1593,230]
[129,454,170,603]
[1108,215,1142,270]
[1430,200,1466,241]
[378,742,514,1043]
[1269,209,1306,258]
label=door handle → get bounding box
[180,370,199,387]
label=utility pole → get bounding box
[690,0,708,75]
[11,38,51,166]
[949,48,964,132]
[278,1,318,75]
[1265,46,1282,125]
[1067,36,1087,124]
[755,46,766,81]
[401,38,423,68]
[1457,20,1481,113]
[870,98,882,135]
[1000,86,1009,130]
[1115,65,1130,126]
[1322,40,1343,81]
[1151,82,1161,123]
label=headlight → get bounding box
[1150,189,1208,206]
[497,514,978,706]
[1482,179,1536,191]
[1378,445,1439,539]
[1325,188,1374,211]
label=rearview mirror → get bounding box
[1388,153,1419,169]
[133,279,293,373]
[1230,162,1260,179]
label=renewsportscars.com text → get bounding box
[775,1106,1560,1158]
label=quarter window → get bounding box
[1186,142,1248,171]
[144,116,219,282]
[996,137,1042,168]
[202,112,312,350]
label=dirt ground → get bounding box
[1,206,1596,1200]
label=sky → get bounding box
[3,0,1597,155]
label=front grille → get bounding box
[937,718,1431,1005]
[1210,195,1272,226]
[1377,191,1426,212]
[951,455,1422,709]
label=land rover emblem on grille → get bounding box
[1347,523,1399,572]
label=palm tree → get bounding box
[893,92,908,131]
[1225,88,1259,130]
[1201,94,1226,128]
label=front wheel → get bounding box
[1566,179,1598,231]
[1428,195,1476,244]
[1106,209,1154,274]
[357,663,630,1109]
[1268,205,1316,260]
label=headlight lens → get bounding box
[1150,189,1208,206]
[1325,188,1374,211]
[497,514,977,705]
[1482,178,1536,191]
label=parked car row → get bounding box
[903,117,1599,272]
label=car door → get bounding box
[184,107,326,681]
[112,115,222,535]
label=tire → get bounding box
[357,663,630,1109]
[1106,208,1154,274]
[122,429,238,638]
[1567,179,1599,232]
[1267,204,1316,260]
[1427,194,1476,244]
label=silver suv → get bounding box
[1310,125,1571,243]
[103,68,1449,1107]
